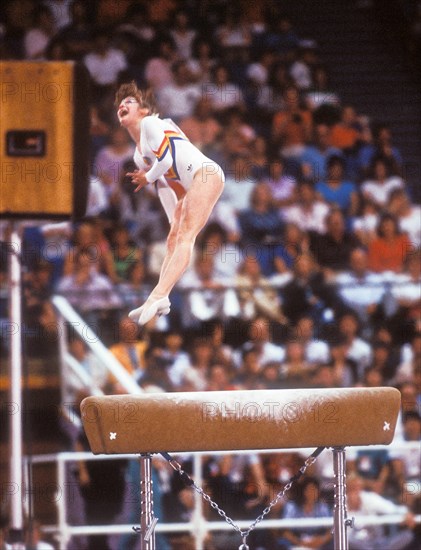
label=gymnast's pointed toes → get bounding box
[128,305,145,323]
[138,297,171,325]
[157,305,171,316]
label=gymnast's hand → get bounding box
[127,169,149,192]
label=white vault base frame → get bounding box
[80,387,401,550]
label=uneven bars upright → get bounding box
[8,222,24,547]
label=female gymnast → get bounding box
[116,82,225,325]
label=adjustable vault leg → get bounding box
[137,454,158,550]
[332,447,354,550]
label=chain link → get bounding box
[162,447,324,547]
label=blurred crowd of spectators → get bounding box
[0,1,420,549]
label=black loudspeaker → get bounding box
[0,61,90,219]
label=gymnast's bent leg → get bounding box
[128,195,182,323]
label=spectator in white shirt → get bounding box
[346,473,415,550]
[179,337,214,391]
[24,5,56,59]
[352,196,381,246]
[305,64,340,111]
[393,333,421,385]
[202,64,245,114]
[235,256,287,323]
[214,9,251,61]
[67,337,108,399]
[198,222,240,280]
[282,180,329,234]
[292,315,330,365]
[144,36,178,93]
[56,250,122,315]
[84,29,128,99]
[177,253,239,328]
[170,10,197,59]
[289,42,318,90]
[387,188,421,248]
[218,154,257,214]
[361,155,404,209]
[263,155,297,208]
[86,174,109,217]
[390,251,421,308]
[94,127,135,195]
[157,60,201,122]
[160,330,191,389]
[338,312,372,380]
[335,247,385,326]
[234,316,286,369]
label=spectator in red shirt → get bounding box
[271,84,312,160]
[368,213,412,274]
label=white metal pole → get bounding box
[332,447,349,550]
[8,222,24,546]
[57,455,70,549]
[193,453,205,550]
[56,311,69,408]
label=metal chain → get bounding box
[161,447,325,549]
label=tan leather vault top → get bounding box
[80,387,401,454]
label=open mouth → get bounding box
[119,107,129,118]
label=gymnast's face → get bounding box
[117,96,147,127]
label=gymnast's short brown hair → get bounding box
[114,81,157,114]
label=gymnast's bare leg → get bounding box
[130,167,224,325]
[128,199,182,322]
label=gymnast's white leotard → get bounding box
[133,115,222,192]
[132,115,223,223]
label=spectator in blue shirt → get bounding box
[301,123,342,182]
[316,155,358,218]
[279,476,333,550]
[238,182,284,276]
